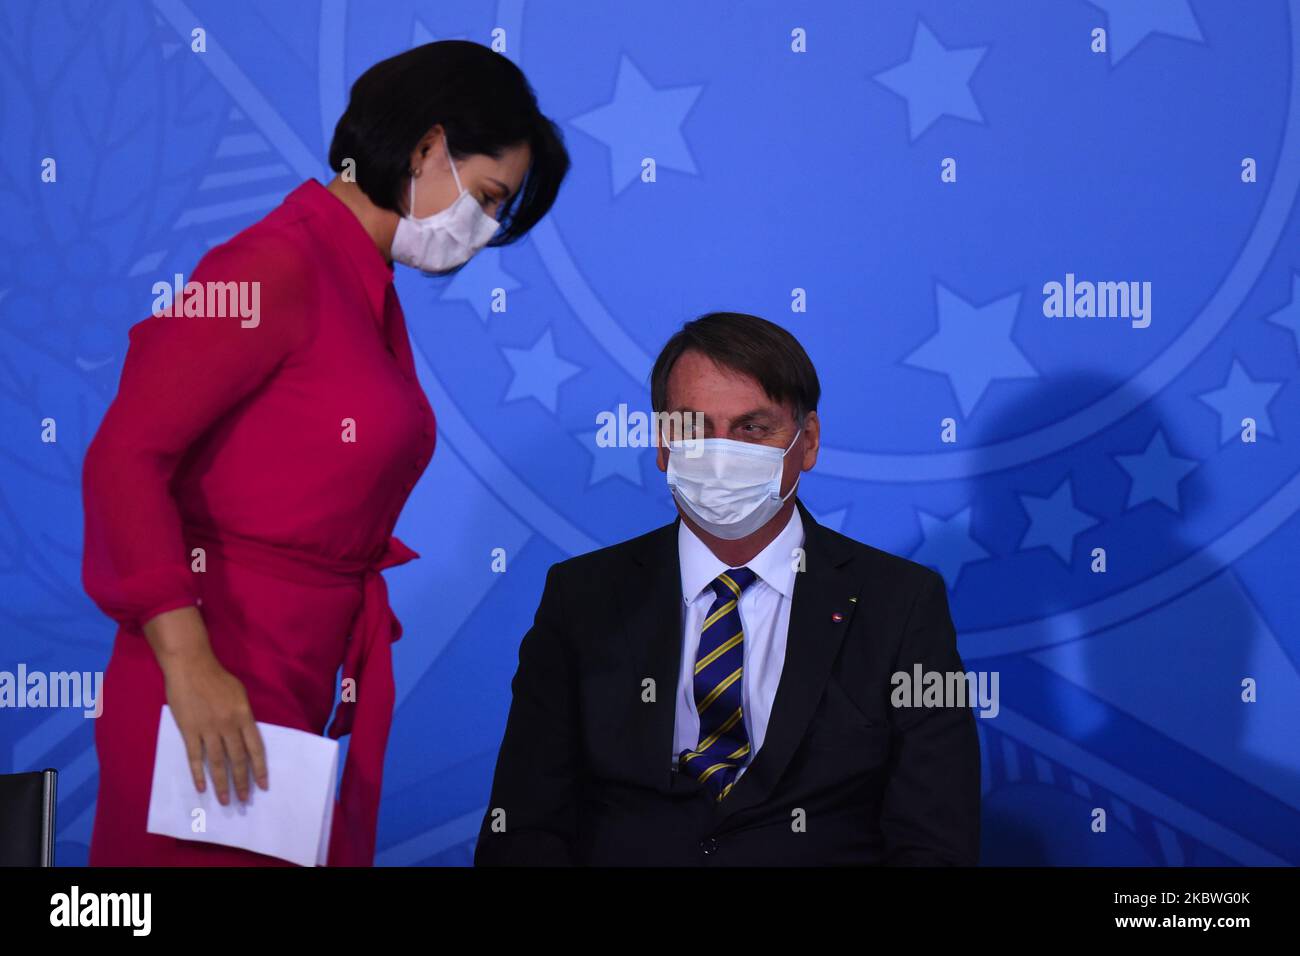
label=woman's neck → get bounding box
[325,176,399,264]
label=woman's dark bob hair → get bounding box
[328,40,570,247]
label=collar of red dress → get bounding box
[286,178,395,329]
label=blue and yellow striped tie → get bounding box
[679,566,758,801]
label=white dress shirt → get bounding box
[673,506,805,780]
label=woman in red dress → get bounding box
[81,41,570,865]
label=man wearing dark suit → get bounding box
[475,311,980,866]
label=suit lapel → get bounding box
[611,499,861,806]
[713,497,861,822]
[614,516,685,793]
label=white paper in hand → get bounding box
[146,704,339,866]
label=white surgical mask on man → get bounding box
[390,135,499,274]
[665,428,802,540]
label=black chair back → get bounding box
[0,769,57,866]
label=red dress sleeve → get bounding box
[82,232,316,631]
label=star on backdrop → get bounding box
[910,506,991,587]
[904,283,1038,418]
[578,428,646,487]
[501,328,582,412]
[569,54,705,195]
[873,20,988,140]
[807,505,849,534]
[439,249,522,324]
[1085,0,1204,65]
[1018,476,1101,564]
[1114,428,1199,512]
[1196,358,1283,444]
[1265,272,1300,357]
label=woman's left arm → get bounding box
[81,232,317,632]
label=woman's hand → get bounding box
[142,606,269,805]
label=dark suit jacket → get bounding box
[474,497,980,866]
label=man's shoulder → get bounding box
[547,519,676,581]
[814,520,946,595]
[542,512,949,598]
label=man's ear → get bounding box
[801,411,820,470]
[655,430,669,472]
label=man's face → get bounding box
[654,349,820,499]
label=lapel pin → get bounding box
[831,612,844,622]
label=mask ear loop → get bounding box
[406,133,462,221]
[776,426,804,502]
[444,135,464,194]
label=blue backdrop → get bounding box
[1,0,1297,866]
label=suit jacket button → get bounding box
[700,837,718,855]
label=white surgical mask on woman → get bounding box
[666,428,802,540]
[390,135,500,274]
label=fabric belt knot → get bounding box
[324,533,417,866]
[182,525,418,866]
